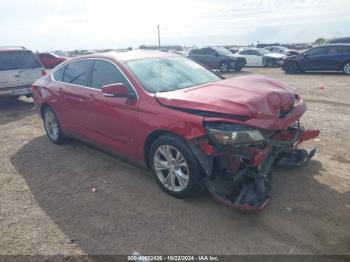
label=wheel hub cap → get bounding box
[344,63,350,74]
[45,111,59,141]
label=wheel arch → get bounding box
[143,130,184,168]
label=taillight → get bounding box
[41,70,46,76]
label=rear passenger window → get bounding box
[91,60,130,89]
[202,48,216,55]
[53,66,65,81]
[0,51,42,71]
[189,49,201,55]
[240,50,253,55]
[63,60,92,86]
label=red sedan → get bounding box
[36,52,67,69]
[32,51,319,211]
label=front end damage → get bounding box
[189,122,320,212]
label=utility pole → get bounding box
[157,24,161,49]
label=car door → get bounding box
[250,50,263,66]
[83,59,139,157]
[302,46,330,70]
[55,59,94,134]
[189,49,206,65]
[201,48,218,68]
[239,50,262,66]
[327,46,348,70]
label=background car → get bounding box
[188,47,246,72]
[36,52,67,69]
[236,48,285,67]
[264,46,299,56]
[326,37,350,44]
[282,44,350,74]
[0,46,45,98]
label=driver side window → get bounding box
[91,60,131,90]
[202,48,216,56]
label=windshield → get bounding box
[212,47,232,56]
[126,56,221,93]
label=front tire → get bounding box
[343,62,350,75]
[149,135,202,198]
[43,107,67,144]
[219,61,230,73]
[284,61,298,74]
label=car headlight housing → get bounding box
[206,122,264,145]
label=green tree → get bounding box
[314,37,327,45]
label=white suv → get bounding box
[0,47,45,98]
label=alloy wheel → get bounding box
[219,62,229,73]
[343,63,350,75]
[153,145,190,192]
[44,110,59,141]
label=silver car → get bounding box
[0,46,45,98]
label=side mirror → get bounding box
[101,83,134,98]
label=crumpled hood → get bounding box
[155,75,297,120]
[264,53,286,59]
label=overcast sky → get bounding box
[1,0,349,51]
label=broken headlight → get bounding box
[206,122,264,145]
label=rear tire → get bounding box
[43,106,67,144]
[343,62,350,75]
[284,62,298,74]
[149,134,202,198]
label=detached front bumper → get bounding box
[190,124,320,211]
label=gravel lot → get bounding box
[0,68,349,255]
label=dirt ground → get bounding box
[0,68,349,255]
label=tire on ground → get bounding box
[284,62,298,74]
[149,134,203,198]
[43,106,68,145]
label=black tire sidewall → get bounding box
[285,62,298,74]
[43,107,66,144]
[149,135,202,198]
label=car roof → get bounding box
[0,47,31,52]
[241,48,260,51]
[74,50,179,62]
[322,43,350,47]
[265,46,286,48]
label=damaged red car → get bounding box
[32,51,320,211]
